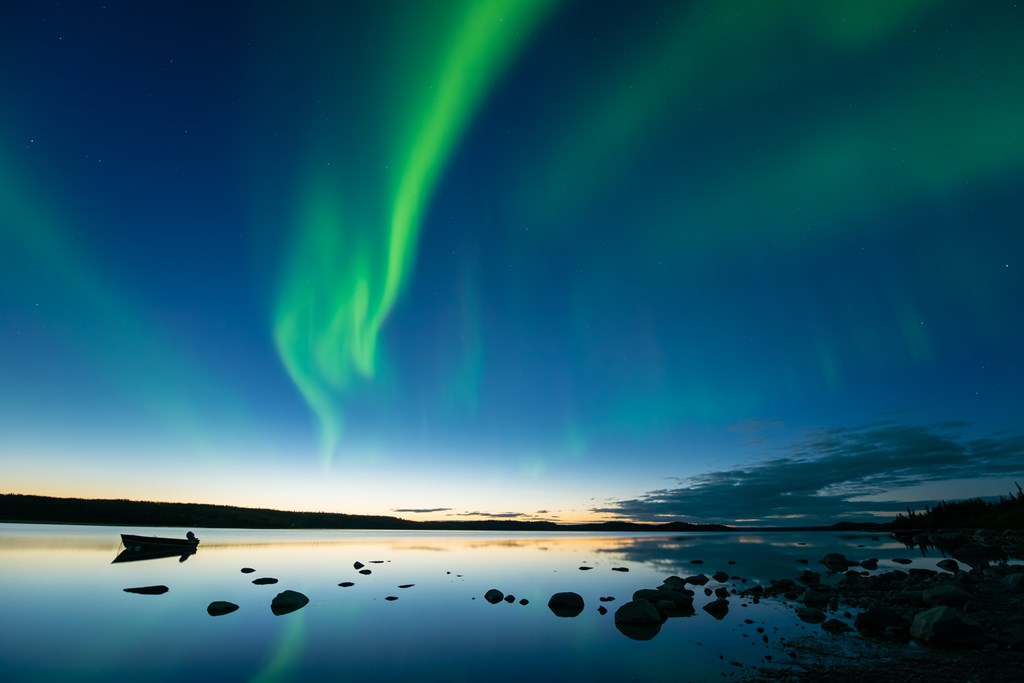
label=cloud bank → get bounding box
[595,422,1024,525]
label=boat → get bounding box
[120,532,200,552]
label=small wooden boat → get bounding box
[112,546,197,564]
[120,532,200,552]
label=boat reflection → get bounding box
[112,546,197,564]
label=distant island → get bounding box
[3,488,1021,532]
[0,493,882,532]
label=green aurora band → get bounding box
[273,1,555,464]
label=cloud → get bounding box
[594,421,1024,525]
[392,507,452,514]
[455,511,528,519]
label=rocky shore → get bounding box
[742,529,1024,681]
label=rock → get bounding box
[855,607,909,637]
[685,574,710,586]
[714,587,730,598]
[398,584,414,589]
[358,569,372,575]
[797,570,821,586]
[124,585,168,595]
[1005,573,1024,593]
[802,589,829,609]
[922,583,973,607]
[892,558,913,565]
[712,571,730,583]
[797,607,826,624]
[771,578,796,591]
[252,577,278,585]
[385,596,398,601]
[615,599,665,625]
[353,561,364,570]
[611,566,629,572]
[937,559,960,573]
[702,599,729,620]
[338,582,355,587]
[820,553,852,571]
[599,596,616,602]
[632,589,694,607]
[207,601,239,616]
[598,605,607,615]
[892,589,924,606]
[503,595,515,603]
[860,558,878,570]
[484,589,504,604]
[271,590,309,616]
[910,606,983,646]
[548,592,585,617]
[240,568,255,574]
[691,559,704,564]
[519,598,529,605]
[579,566,592,571]
[953,543,990,567]
[822,618,852,633]
[909,568,938,578]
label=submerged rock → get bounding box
[271,590,309,616]
[797,607,826,624]
[207,601,239,616]
[548,591,585,617]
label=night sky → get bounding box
[2,1,1022,525]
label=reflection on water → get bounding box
[1,523,1016,682]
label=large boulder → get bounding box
[548,592,584,617]
[855,607,909,637]
[909,606,983,646]
[484,589,504,604]
[819,553,852,571]
[936,559,960,573]
[922,583,973,607]
[614,599,665,625]
[271,590,309,616]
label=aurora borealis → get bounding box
[1,1,1022,524]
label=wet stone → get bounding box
[207,601,239,616]
[124,585,168,595]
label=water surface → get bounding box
[0,524,953,682]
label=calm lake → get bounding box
[0,524,960,682]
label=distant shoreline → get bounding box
[0,493,890,533]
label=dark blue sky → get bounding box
[2,1,1022,523]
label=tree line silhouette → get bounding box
[891,483,1024,530]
